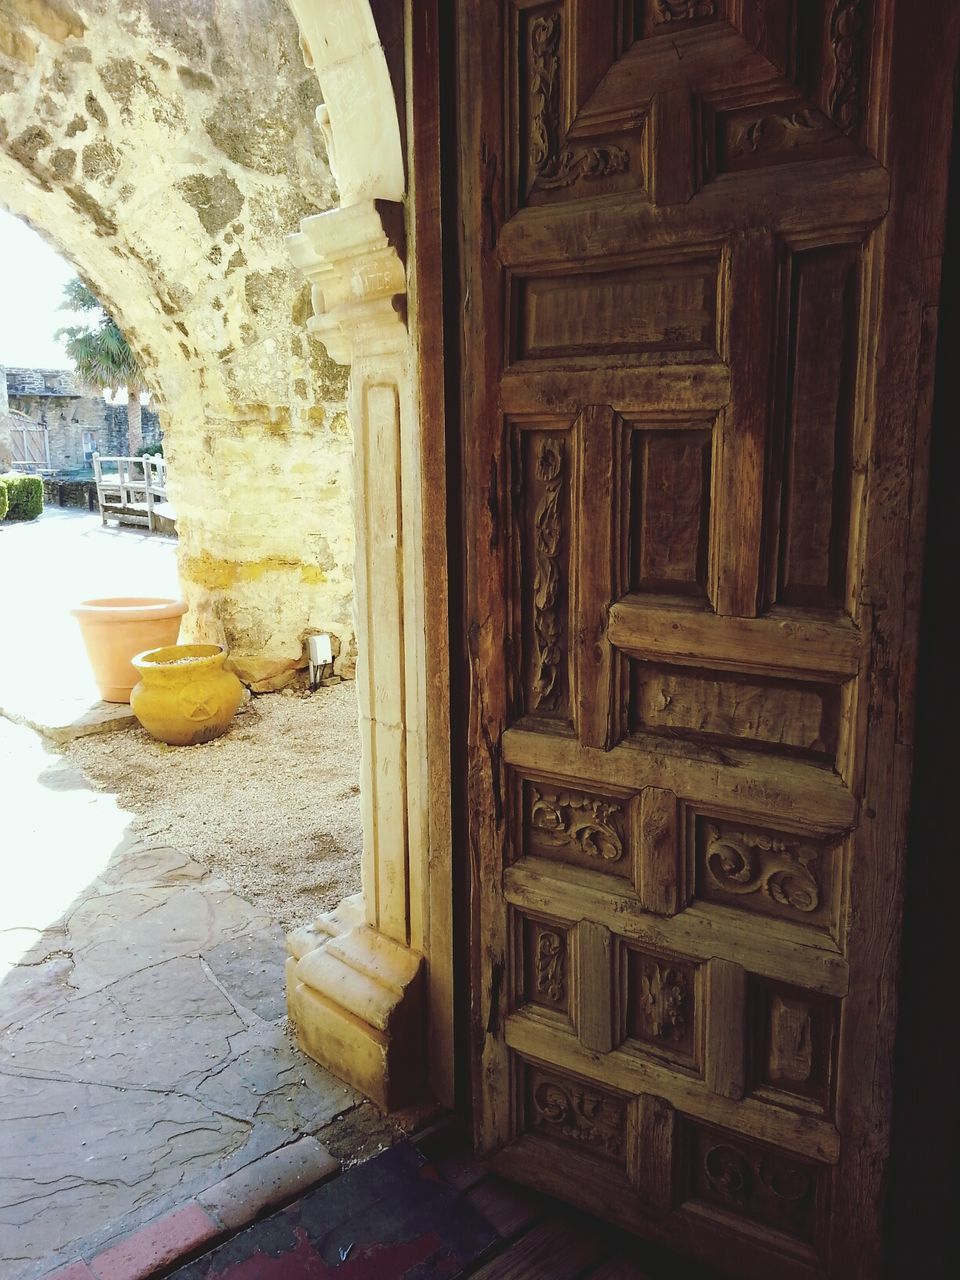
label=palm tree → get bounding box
[56,279,147,454]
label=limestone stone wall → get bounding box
[0,0,355,685]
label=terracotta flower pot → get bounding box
[130,644,244,746]
[71,597,187,703]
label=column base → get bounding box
[286,900,425,1111]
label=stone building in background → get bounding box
[2,365,161,471]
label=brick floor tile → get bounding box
[197,1136,339,1230]
[88,1204,220,1280]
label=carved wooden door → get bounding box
[458,2,957,1278]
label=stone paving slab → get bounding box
[0,700,136,747]
[0,717,369,1280]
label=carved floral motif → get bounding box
[530,786,625,862]
[703,824,820,914]
[531,437,564,711]
[528,12,629,193]
[729,109,832,158]
[654,0,716,21]
[828,0,865,135]
[638,961,688,1040]
[531,1077,625,1159]
[535,928,565,1004]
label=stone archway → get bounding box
[0,0,355,690]
[283,0,453,1110]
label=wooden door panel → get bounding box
[459,1,958,1276]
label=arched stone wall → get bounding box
[0,0,354,687]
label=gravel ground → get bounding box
[65,681,362,933]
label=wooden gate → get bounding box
[9,417,49,468]
[458,3,959,1277]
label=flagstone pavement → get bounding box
[0,715,388,1280]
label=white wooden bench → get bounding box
[93,453,175,534]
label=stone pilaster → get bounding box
[285,202,428,1110]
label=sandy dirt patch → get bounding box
[65,682,362,933]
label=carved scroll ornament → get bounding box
[532,1079,624,1158]
[531,437,565,711]
[655,1,716,21]
[535,928,565,1004]
[704,824,820,914]
[828,0,865,134]
[530,786,625,862]
[730,110,827,158]
[528,12,628,192]
[705,1143,812,1203]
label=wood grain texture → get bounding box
[608,599,861,680]
[457,1,960,1274]
[713,229,777,617]
[468,1219,608,1280]
[505,1018,840,1164]
[502,727,859,831]
[706,958,747,1100]
[505,868,849,998]
[638,785,681,915]
[576,405,622,750]
[408,0,455,1106]
[629,427,712,596]
[635,1094,677,1216]
[769,243,860,610]
[629,663,840,761]
[578,919,615,1053]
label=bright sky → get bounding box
[0,206,86,370]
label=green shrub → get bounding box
[136,442,163,457]
[0,473,44,521]
[0,482,7,521]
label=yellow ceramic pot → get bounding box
[130,644,243,746]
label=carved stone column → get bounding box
[284,201,427,1110]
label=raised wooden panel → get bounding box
[629,663,841,761]
[768,242,860,610]
[628,423,712,597]
[577,406,624,750]
[507,1015,842,1163]
[510,1,645,211]
[691,811,841,933]
[609,599,861,681]
[516,911,573,1019]
[705,99,853,178]
[510,422,574,723]
[524,1061,631,1168]
[622,945,701,1068]
[634,2,723,41]
[705,958,746,1100]
[510,255,720,363]
[682,1121,829,1255]
[635,1094,678,1215]
[521,776,636,880]
[749,977,839,1116]
[638,785,683,915]
[578,920,615,1052]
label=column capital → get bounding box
[287,201,406,364]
